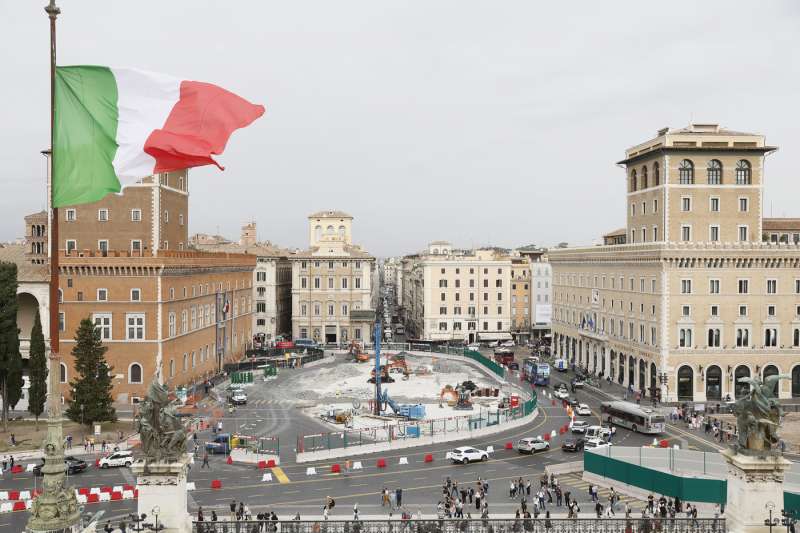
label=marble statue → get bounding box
[137,379,188,463]
[732,374,789,454]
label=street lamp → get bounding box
[142,506,165,533]
[765,502,780,533]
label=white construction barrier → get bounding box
[550,430,557,438]
[0,491,7,500]
[112,486,123,493]
[486,445,494,454]
[352,461,363,470]
[89,487,101,495]
[186,482,196,491]
[122,490,135,500]
[306,467,317,476]
[399,457,409,465]
[25,500,32,509]
[0,502,12,513]
[99,493,110,502]
[25,464,36,472]
[19,491,30,500]
[77,494,88,504]
[261,473,273,482]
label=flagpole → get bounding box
[47,2,59,361]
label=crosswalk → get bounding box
[556,473,641,505]
[241,399,300,407]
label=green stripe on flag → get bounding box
[53,66,120,208]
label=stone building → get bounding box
[550,123,800,402]
[290,211,376,344]
[510,256,531,343]
[402,242,512,344]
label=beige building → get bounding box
[193,222,292,344]
[510,257,531,342]
[290,211,375,344]
[550,124,800,402]
[402,242,512,343]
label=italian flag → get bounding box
[53,66,265,207]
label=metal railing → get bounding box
[193,518,725,533]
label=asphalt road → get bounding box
[0,355,733,530]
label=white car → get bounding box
[571,420,590,433]
[500,340,515,348]
[467,344,481,351]
[583,438,612,450]
[446,446,489,464]
[576,404,592,416]
[553,389,570,400]
[517,437,550,454]
[98,450,134,469]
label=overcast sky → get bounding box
[2,1,799,257]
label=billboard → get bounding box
[535,304,552,324]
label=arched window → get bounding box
[628,355,635,387]
[762,364,779,396]
[326,225,335,235]
[59,362,67,383]
[736,160,751,185]
[793,365,800,398]
[679,159,694,184]
[653,162,660,186]
[641,166,648,189]
[638,359,646,393]
[707,160,722,184]
[129,363,143,384]
[338,225,345,238]
[705,365,722,401]
[677,365,694,401]
[794,328,800,347]
[618,353,625,385]
[630,170,637,192]
[734,365,751,399]
[169,359,175,378]
[314,225,322,241]
[650,362,657,396]
[183,353,188,372]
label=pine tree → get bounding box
[0,262,22,433]
[28,310,48,430]
[65,318,116,426]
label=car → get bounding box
[561,438,585,452]
[571,420,590,433]
[500,340,515,348]
[98,450,134,469]
[584,437,612,450]
[567,398,580,408]
[573,379,585,389]
[517,437,550,454]
[228,388,247,405]
[294,338,318,349]
[508,362,519,371]
[34,456,88,476]
[486,340,500,348]
[576,403,592,416]
[446,446,489,464]
[206,433,233,454]
[585,425,612,440]
[466,344,481,351]
[553,389,569,400]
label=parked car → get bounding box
[576,403,592,416]
[34,456,88,476]
[446,446,489,464]
[561,438,585,452]
[98,450,134,469]
[517,437,550,454]
[584,437,612,451]
[500,340,515,348]
[571,420,590,433]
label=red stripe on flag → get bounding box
[144,80,264,173]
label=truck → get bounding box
[554,358,568,372]
[493,348,514,366]
[533,363,551,386]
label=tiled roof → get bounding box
[0,244,49,282]
[603,228,627,238]
[192,242,290,257]
[763,218,800,231]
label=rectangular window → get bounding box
[738,279,749,294]
[710,305,719,317]
[256,302,266,313]
[681,279,692,294]
[653,199,658,213]
[736,328,749,347]
[342,304,348,316]
[739,305,747,317]
[65,208,76,222]
[682,305,690,317]
[767,279,777,294]
[59,312,65,332]
[97,288,108,301]
[710,197,720,212]
[126,313,145,340]
[764,328,778,347]
[497,321,502,330]
[355,278,361,289]
[131,240,142,253]
[66,239,77,253]
[738,225,748,242]
[179,214,184,226]
[301,277,307,289]
[131,209,142,222]
[681,197,692,212]
[328,304,334,316]
[679,328,692,348]
[131,288,141,302]
[681,225,691,241]
[767,305,776,317]
[314,277,320,289]
[439,322,447,331]
[98,208,109,221]
[709,279,720,294]
[93,313,112,340]
[164,210,169,223]
[439,306,447,315]
[342,278,348,289]
[709,225,720,242]
[328,277,334,289]
[739,197,749,212]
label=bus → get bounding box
[534,363,551,386]
[600,401,666,434]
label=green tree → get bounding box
[27,309,48,430]
[65,318,116,426]
[0,262,23,433]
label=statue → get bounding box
[137,379,188,463]
[732,374,789,454]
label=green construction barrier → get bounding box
[463,349,505,379]
[263,366,277,377]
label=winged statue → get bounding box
[732,374,789,454]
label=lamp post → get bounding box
[765,502,780,533]
[142,506,165,532]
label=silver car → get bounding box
[517,437,550,454]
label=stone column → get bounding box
[131,455,193,533]
[721,449,792,533]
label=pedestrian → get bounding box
[382,487,389,507]
[475,489,482,511]
[10,434,16,447]
[526,479,532,497]
[396,488,403,508]
[555,487,562,507]
[510,480,516,498]
[197,507,204,522]
[211,511,218,522]
[353,502,359,520]
[596,500,603,518]
[564,491,571,508]
[104,521,114,533]
[468,487,474,503]
[202,451,210,468]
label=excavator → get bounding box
[349,341,371,363]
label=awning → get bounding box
[478,332,513,341]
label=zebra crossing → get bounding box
[556,473,641,505]
[241,398,300,407]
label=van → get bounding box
[294,338,317,349]
[585,425,612,440]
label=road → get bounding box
[0,353,736,530]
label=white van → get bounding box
[585,425,612,440]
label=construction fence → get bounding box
[373,343,506,379]
[297,394,536,453]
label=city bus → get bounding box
[600,401,666,434]
[534,363,551,386]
